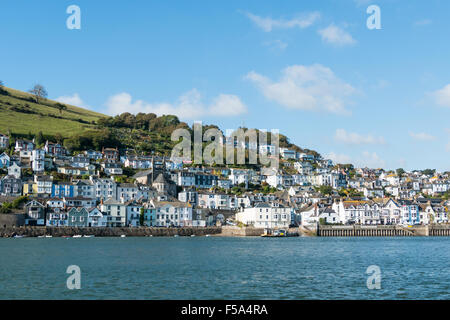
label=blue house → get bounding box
[0,152,10,169]
[46,208,68,227]
[51,183,75,198]
[144,208,157,226]
[67,207,89,227]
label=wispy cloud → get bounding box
[326,152,352,164]
[263,39,288,51]
[105,89,247,119]
[244,12,320,32]
[318,24,356,46]
[414,19,432,26]
[357,151,385,168]
[55,93,90,109]
[334,129,385,145]
[245,64,356,115]
[430,84,450,108]
[409,131,436,141]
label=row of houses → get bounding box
[301,198,448,227]
[20,197,227,228]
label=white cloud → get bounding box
[409,131,436,141]
[430,84,450,108]
[244,12,320,32]
[55,93,89,108]
[245,64,356,115]
[334,129,385,145]
[357,151,385,168]
[447,142,450,153]
[326,152,352,164]
[104,89,247,119]
[318,24,356,46]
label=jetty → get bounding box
[317,225,450,237]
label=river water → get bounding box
[0,236,449,299]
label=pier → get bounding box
[317,225,450,237]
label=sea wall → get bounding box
[0,226,222,238]
[219,226,265,237]
[318,225,450,237]
[0,214,26,228]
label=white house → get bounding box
[8,162,21,179]
[88,208,107,227]
[151,200,193,227]
[236,202,293,229]
[31,149,45,173]
[100,199,127,227]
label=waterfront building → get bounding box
[150,200,193,227]
[67,207,89,227]
[236,202,292,229]
[100,199,127,227]
[88,207,107,227]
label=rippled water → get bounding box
[0,236,449,299]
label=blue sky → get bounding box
[1,0,450,171]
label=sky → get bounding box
[1,0,450,171]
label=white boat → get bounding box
[205,235,210,237]
[174,235,179,237]
[73,235,82,238]
[45,235,53,238]
[120,235,126,238]
[83,235,94,238]
[190,234,196,237]
[13,235,25,238]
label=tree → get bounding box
[35,131,45,146]
[422,169,436,176]
[139,208,145,226]
[55,103,67,114]
[396,168,405,177]
[318,185,333,196]
[29,84,48,104]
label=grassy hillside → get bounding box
[0,85,321,160]
[0,87,106,137]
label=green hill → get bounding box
[0,86,106,138]
[0,85,321,160]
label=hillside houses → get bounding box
[0,132,449,230]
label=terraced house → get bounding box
[67,207,89,227]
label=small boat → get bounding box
[190,234,196,237]
[83,235,94,238]
[38,235,45,238]
[205,235,210,237]
[120,235,126,238]
[13,235,25,238]
[45,235,53,238]
[261,229,299,238]
[73,235,82,238]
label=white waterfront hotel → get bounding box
[236,202,292,228]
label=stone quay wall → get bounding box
[0,226,222,238]
[318,225,450,237]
